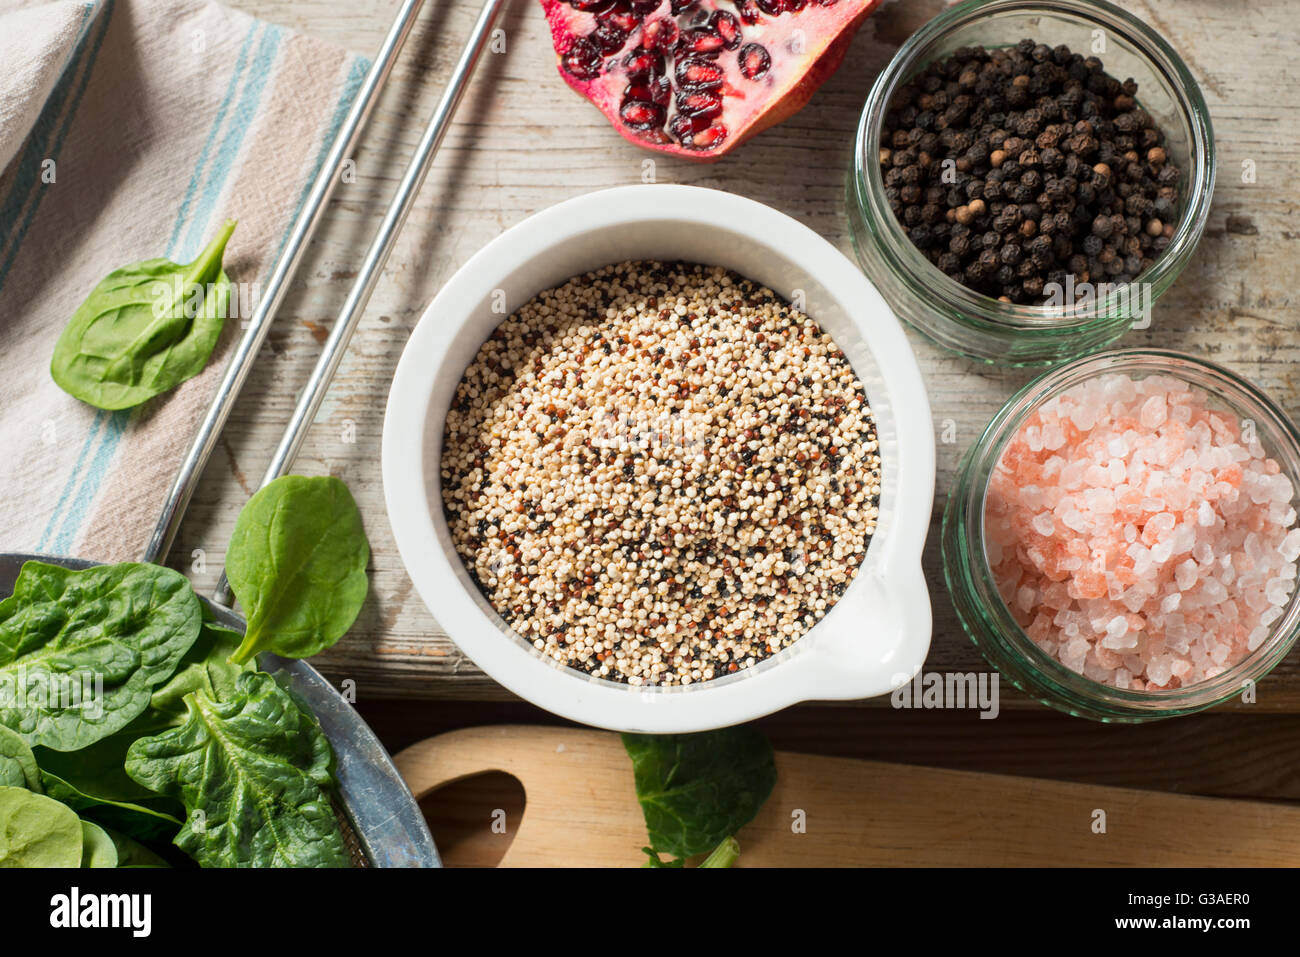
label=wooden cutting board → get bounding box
[395,725,1300,867]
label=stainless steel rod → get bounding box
[213,0,507,605]
[142,0,427,566]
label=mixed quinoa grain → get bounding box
[441,261,882,686]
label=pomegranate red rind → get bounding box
[540,0,881,160]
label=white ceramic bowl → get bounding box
[382,185,935,732]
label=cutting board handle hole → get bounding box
[417,771,526,867]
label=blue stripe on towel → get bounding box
[36,408,108,549]
[176,23,284,260]
[165,20,261,256]
[47,409,129,553]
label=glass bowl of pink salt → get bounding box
[943,348,1300,721]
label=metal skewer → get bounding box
[212,0,508,604]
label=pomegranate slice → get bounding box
[540,0,882,160]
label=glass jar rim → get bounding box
[853,0,1216,332]
[960,348,1300,711]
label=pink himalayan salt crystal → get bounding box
[985,373,1300,690]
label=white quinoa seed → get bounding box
[441,261,882,686]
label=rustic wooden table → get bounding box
[192,0,1300,839]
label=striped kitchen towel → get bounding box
[0,0,368,562]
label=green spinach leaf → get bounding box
[0,785,83,867]
[0,561,203,751]
[0,725,40,791]
[640,847,685,867]
[225,475,369,665]
[151,611,248,714]
[623,727,776,863]
[36,723,177,808]
[124,671,348,868]
[40,769,182,842]
[34,614,247,842]
[50,220,236,410]
[79,819,118,867]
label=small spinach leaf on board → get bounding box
[50,221,237,410]
[225,475,369,665]
[623,727,776,863]
[124,671,348,868]
[0,561,202,751]
[0,785,83,867]
[79,819,118,868]
[0,725,40,791]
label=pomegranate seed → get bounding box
[675,56,724,89]
[669,0,696,14]
[710,10,742,49]
[684,110,712,133]
[620,99,665,131]
[569,0,616,11]
[786,0,807,10]
[598,6,640,31]
[667,114,695,144]
[681,28,725,55]
[562,37,603,79]
[623,46,663,77]
[738,42,771,80]
[591,22,628,54]
[690,124,728,150]
[676,89,722,119]
[641,17,678,51]
[734,0,761,23]
[629,0,659,12]
[755,0,784,14]
[626,76,670,106]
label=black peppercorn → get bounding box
[880,37,1183,303]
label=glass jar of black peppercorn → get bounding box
[848,0,1215,366]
